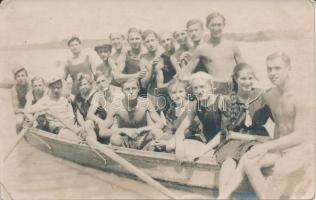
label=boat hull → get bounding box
[24,128,267,194]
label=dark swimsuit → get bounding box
[215,89,272,165]
[124,51,147,97]
[65,56,93,95]
[196,95,223,143]
[15,83,29,108]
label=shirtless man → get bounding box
[99,78,165,150]
[11,66,30,132]
[185,13,243,94]
[226,53,308,199]
[109,33,127,72]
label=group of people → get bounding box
[11,12,311,199]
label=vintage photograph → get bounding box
[0,0,315,199]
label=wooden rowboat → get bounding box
[24,127,271,195]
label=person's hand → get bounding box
[121,129,138,140]
[137,127,151,135]
[179,52,191,65]
[152,57,160,66]
[76,127,87,140]
[245,144,268,160]
[175,139,186,164]
[137,69,147,79]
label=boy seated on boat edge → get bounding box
[88,78,165,150]
[25,77,84,140]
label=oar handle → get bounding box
[3,113,40,162]
[86,137,179,199]
[48,112,178,199]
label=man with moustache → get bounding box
[109,33,127,72]
[171,29,192,70]
[184,13,244,94]
[26,77,81,138]
[99,78,165,150]
[95,43,115,82]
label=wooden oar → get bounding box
[3,113,39,162]
[47,112,179,199]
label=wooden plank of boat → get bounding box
[24,127,273,194]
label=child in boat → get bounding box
[174,72,230,162]
[84,71,113,143]
[64,36,94,96]
[11,66,31,133]
[150,79,201,152]
[26,77,83,139]
[98,78,165,150]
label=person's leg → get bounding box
[217,158,238,199]
[243,153,281,199]
[15,113,24,133]
[84,120,97,139]
[110,134,125,147]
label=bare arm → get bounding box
[146,101,165,130]
[170,55,181,74]
[11,87,24,114]
[183,50,200,77]
[63,64,69,80]
[233,45,244,64]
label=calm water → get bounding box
[0,39,314,199]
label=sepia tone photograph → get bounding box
[0,0,315,199]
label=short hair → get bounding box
[142,29,158,41]
[67,36,81,46]
[206,12,226,27]
[266,52,291,67]
[77,73,93,85]
[127,27,142,39]
[94,71,106,81]
[31,76,45,86]
[159,32,173,43]
[190,71,214,87]
[14,68,28,79]
[186,19,204,30]
[167,79,189,94]
[121,78,140,89]
[109,33,125,41]
[172,30,186,39]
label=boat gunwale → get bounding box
[27,127,220,168]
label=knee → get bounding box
[222,157,237,168]
[110,134,123,147]
[241,156,259,173]
[151,129,163,138]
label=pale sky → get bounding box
[0,0,314,46]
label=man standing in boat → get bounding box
[184,13,244,94]
[98,78,165,150]
[109,33,127,73]
[11,66,30,133]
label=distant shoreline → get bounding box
[0,29,305,51]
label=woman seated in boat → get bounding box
[11,66,31,133]
[64,36,94,96]
[25,77,83,139]
[149,79,201,152]
[72,73,97,127]
[174,72,230,162]
[84,71,113,143]
[193,63,272,199]
[97,78,165,150]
